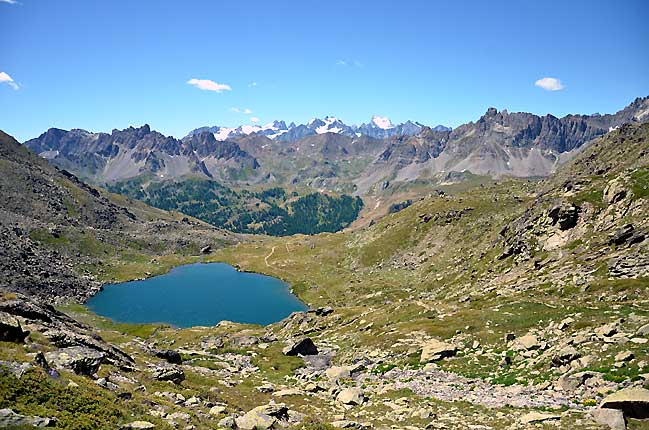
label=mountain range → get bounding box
[24,97,649,196]
[185,116,450,142]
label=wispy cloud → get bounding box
[336,59,363,68]
[534,77,564,91]
[250,117,259,123]
[231,107,253,114]
[0,0,19,4]
[0,72,19,90]
[248,82,258,88]
[187,78,231,93]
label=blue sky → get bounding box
[1,0,648,141]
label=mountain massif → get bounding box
[1,119,648,430]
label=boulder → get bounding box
[155,349,182,364]
[45,346,104,376]
[552,346,581,367]
[200,245,212,254]
[420,339,457,363]
[235,411,276,430]
[149,365,185,384]
[520,412,560,424]
[0,408,55,427]
[0,312,29,343]
[235,403,290,430]
[282,337,318,356]
[515,334,541,351]
[336,388,365,405]
[326,366,351,381]
[600,387,649,419]
[121,421,156,429]
[609,224,635,246]
[201,335,225,350]
[596,323,618,338]
[229,335,259,349]
[637,323,649,336]
[332,420,363,429]
[590,409,626,430]
[218,416,236,429]
[615,350,634,362]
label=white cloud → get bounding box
[0,0,19,4]
[231,107,253,114]
[0,72,19,90]
[248,82,258,87]
[534,77,564,91]
[187,78,231,93]
[250,117,259,123]
[336,60,347,66]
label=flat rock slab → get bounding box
[601,387,649,419]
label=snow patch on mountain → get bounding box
[371,115,393,129]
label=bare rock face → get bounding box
[282,337,318,356]
[600,387,649,419]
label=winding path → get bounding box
[264,246,276,267]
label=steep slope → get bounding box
[0,130,234,301]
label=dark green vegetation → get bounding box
[107,177,363,235]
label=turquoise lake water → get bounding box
[85,263,308,327]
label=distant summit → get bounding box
[186,116,451,142]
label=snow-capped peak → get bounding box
[371,115,393,129]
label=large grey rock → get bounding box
[149,365,185,384]
[282,337,318,356]
[0,408,55,427]
[45,346,104,375]
[601,387,649,419]
[420,339,456,362]
[590,408,626,430]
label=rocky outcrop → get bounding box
[0,293,134,370]
[45,346,104,376]
[0,408,55,428]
